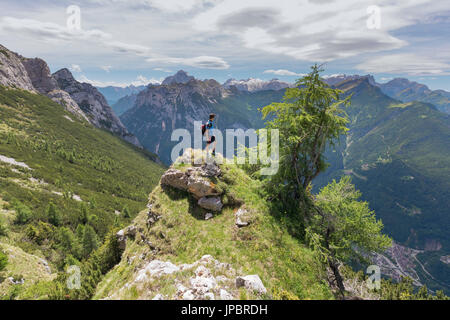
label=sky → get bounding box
[0,0,449,90]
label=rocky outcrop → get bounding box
[160,160,224,211]
[109,254,267,300]
[53,68,141,147]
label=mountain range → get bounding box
[0,43,449,297]
[117,70,450,293]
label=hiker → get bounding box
[203,113,217,156]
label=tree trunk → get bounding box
[328,257,345,298]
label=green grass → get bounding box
[95,161,333,300]
[0,86,165,298]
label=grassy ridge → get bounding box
[95,161,333,300]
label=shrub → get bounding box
[0,249,8,272]
[14,202,32,225]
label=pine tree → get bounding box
[82,225,99,258]
[47,202,61,226]
[122,205,131,219]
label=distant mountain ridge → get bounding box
[223,78,292,92]
[322,73,450,114]
[97,84,146,106]
[377,78,450,114]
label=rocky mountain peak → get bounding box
[223,78,291,92]
[52,68,75,83]
[162,70,195,85]
[0,45,36,92]
[53,68,141,147]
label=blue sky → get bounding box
[1,0,449,90]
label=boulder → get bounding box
[116,229,127,250]
[198,197,223,212]
[187,175,221,199]
[125,225,137,238]
[236,275,267,295]
[135,260,179,282]
[205,213,213,220]
[161,169,189,190]
[200,162,221,177]
[235,208,250,227]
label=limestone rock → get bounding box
[0,45,35,91]
[205,213,213,220]
[187,175,220,199]
[161,169,189,191]
[198,197,223,212]
[235,208,251,227]
[116,229,127,250]
[236,275,267,295]
[136,260,180,280]
[220,289,234,300]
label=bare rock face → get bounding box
[0,45,35,91]
[21,58,89,122]
[53,68,142,147]
[0,45,86,122]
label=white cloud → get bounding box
[191,0,449,62]
[0,17,111,42]
[356,54,450,76]
[101,66,112,72]
[264,69,306,77]
[70,64,82,73]
[147,55,230,70]
[77,74,163,87]
[154,67,172,73]
[322,74,346,79]
[108,41,151,56]
[0,15,228,70]
[85,0,217,12]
